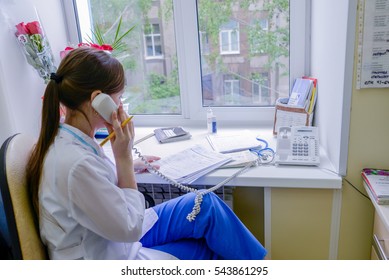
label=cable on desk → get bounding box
[134,133,155,145]
[132,132,275,221]
[343,177,370,201]
[319,167,370,201]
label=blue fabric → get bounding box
[140,192,267,260]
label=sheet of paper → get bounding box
[221,150,259,168]
[206,131,262,153]
[274,110,307,133]
[155,145,231,184]
[358,0,389,88]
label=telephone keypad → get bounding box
[275,126,320,166]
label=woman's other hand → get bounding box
[134,155,161,173]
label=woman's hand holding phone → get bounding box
[106,104,137,189]
[107,105,134,158]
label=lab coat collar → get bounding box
[59,123,103,157]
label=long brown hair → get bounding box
[26,47,125,214]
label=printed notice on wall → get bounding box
[357,0,389,88]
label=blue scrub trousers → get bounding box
[140,192,267,260]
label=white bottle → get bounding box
[207,107,217,133]
[207,107,214,133]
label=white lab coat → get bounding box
[39,124,176,260]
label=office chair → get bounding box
[0,133,47,259]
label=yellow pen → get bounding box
[99,116,133,146]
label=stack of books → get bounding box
[273,76,317,135]
[362,168,389,205]
[287,76,317,113]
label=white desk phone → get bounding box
[275,126,320,166]
[91,93,264,221]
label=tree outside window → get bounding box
[75,0,290,114]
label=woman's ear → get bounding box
[90,90,102,103]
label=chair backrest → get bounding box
[0,134,47,259]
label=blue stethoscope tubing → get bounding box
[249,137,275,162]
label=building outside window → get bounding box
[252,73,270,105]
[64,0,308,125]
[219,20,240,55]
[144,23,163,58]
[223,78,240,105]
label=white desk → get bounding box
[136,127,342,189]
[129,127,342,259]
[134,126,342,189]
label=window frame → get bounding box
[62,0,310,127]
[143,23,164,59]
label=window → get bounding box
[144,23,163,58]
[224,78,240,104]
[63,0,309,126]
[252,73,270,105]
[219,20,240,54]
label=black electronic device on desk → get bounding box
[154,127,191,143]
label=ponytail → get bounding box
[26,79,61,215]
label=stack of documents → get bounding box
[287,77,317,114]
[155,145,232,184]
[206,132,262,153]
[221,150,259,168]
[362,168,389,205]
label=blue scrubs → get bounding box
[140,192,267,260]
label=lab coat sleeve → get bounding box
[67,155,145,242]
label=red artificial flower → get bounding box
[60,42,114,59]
[101,44,113,51]
[89,43,103,50]
[60,47,75,59]
[77,42,91,48]
[15,22,28,36]
[25,21,42,35]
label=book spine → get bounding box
[362,172,389,204]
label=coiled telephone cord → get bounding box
[133,146,267,221]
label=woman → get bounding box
[26,47,267,260]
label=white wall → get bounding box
[310,0,356,175]
[0,0,68,144]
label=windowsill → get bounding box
[132,125,342,189]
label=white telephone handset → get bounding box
[275,126,320,166]
[91,93,118,124]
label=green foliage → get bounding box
[147,72,179,99]
[197,0,234,46]
[263,0,289,19]
[247,21,289,71]
[138,0,154,28]
[196,0,289,74]
[87,16,135,54]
